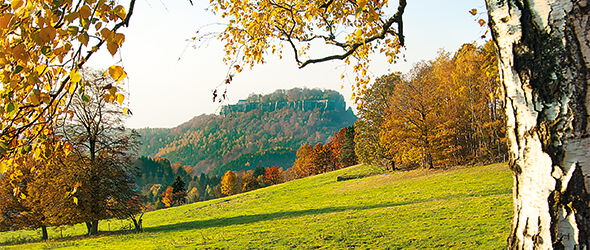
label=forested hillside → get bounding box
[138,88,356,175]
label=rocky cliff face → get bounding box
[220,99,344,115]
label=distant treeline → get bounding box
[134,126,358,209]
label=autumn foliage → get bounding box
[221,170,239,196]
[358,42,506,169]
[0,0,134,165]
[263,166,284,185]
[293,127,357,177]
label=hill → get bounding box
[137,88,357,175]
[0,163,512,248]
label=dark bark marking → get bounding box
[563,165,590,247]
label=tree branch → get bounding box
[297,0,407,68]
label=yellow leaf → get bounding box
[107,41,118,56]
[69,82,77,94]
[78,33,89,46]
[114,5,127,20]
[79,5,91,19]
[108,65,126,83]
[64,142,73,156]
[29,94,40,106]
[114,33,125,46]
[70,69,82,83]
[39,26,56,43]
[356,0,368,11]
[35,65,47,75]
[115,93,125,105]
[73,196,78,205]
[354,29,363,39]
[10,0,24,10]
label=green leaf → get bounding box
[82,94,90,103]
[13,65,23,74]
[5,102,15,114]
[41,46,52,55]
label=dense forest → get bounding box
[355,42,506,169]
[138,88,356,175]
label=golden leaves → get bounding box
[209,0,398,104]
[115,93,125,105]
[356,0,368,12]
[70,69,82,83]
[78,33,89,46]
[478,19,487,27]
[114,5,127,20]
[0,14,13,30]
[0,0,131,160]
[107,65,126,83]
[100,28,125,56]
[79,6,92,19]
[10,0,24,11]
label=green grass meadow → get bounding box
[0,163,512,249]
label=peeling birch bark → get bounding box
[485,0,590,248]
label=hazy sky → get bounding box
[87,0,487,128]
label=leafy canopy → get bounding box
[209,0,407,102]
[0,0,135,166]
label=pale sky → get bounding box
[87,0,488,128]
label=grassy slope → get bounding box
[0,163,512,249]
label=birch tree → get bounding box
[485,0,590,248]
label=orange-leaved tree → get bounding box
[263,166,283,185]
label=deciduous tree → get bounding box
[354,74,399,168]
[59,69,140,236]
[263,166,284,185]
[161,186,174,208]
[220,170,239,196]
[485,1,590,247]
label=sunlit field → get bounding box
[1,163,511,249]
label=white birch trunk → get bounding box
[485,0,590,248]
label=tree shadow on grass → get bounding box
[145,201,411,234]
[0,200,412,247]
[0,229,139,247]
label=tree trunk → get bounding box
[486,0,590,248]
[86,220,99,236]
[40,225,48,241]
[130,216,143,233]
